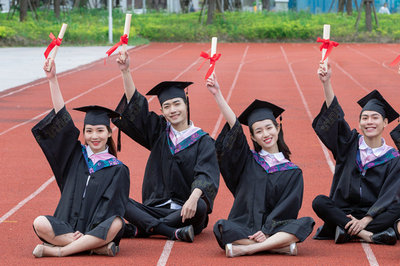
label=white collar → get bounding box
[86,145,109,157]
[259,149,285,160]
[359,136,386,156]
[170,121,195,136]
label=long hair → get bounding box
[249,121,291,161]
[83,125,118,158]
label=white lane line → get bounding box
[346,46,395,73]
[0,44,183,137]
[157,240,175,266]
[280,46,335,172]
[0,44,150,99]
[361,243,379,266]
[331,61,370,93]
[0,176,55,224]
[156,45,249,266]
[210,45,249,138]
[280,45,377,266]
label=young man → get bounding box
[112,52,219,242]
[312,62,400,245]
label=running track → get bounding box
[1,43,400,265]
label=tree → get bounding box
[20,0,28,21]
[262,0,270,11]
[338,0,352,15]
[54,0,60,18]
[207,0,216,24]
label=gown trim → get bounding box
[166,126,207,155]
[251,151,299,173]
[81,145,123,174]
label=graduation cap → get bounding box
[357,89,399,124]
[238,99,285,127]
[146,81,193,105]
[73,105,122,151]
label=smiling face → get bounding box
[359,110,388,139]
[84,124,112,154]
[251,119,280,154]
[161,97,188,127]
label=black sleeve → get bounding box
[312,96,358,162]
[367,159,400,217]
[262,169,304,235]
[92,165,130,222]
[31,107,80,190]
[215,119,251,195]
[390,123,400,151]
[112,90,167,150]
[191,136,220,213]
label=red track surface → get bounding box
[1,43,400,265]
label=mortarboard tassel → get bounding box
[117,127,122,152]
[186,89,190,125]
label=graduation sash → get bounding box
[356,148,400,175]
[252,151,299,174]
[166,127,207,155]
[81,145,123,174]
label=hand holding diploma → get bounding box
[316,24,338,73]
[106,14,132,58]
[198,37,221,80]
[44,23,67,71]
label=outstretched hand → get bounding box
[317,61,331,83]
[43,59,56,79]
[206,73,220,95]
[116,51,130,72]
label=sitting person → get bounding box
[206,73,314,258]
[379,3,390,14]
[112,52,219,242]
[312,62,400,245]
[31,59,130,257]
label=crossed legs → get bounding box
[32,215,123,257]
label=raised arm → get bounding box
[116,51,136,102]
[43,59,64,113]
[206,73,236,128]
[318,61,334,108]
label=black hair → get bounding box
[249,120,291,161]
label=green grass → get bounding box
[1,9,400,46]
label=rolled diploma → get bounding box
[210,37,218,76]
[47,23,68,71]
[121,14,132,60]
[321,24,330,68]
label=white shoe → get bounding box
[271,243,297,256]
[225,243,234,258]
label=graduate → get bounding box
[112,52,219,242]
[31,59,130,258]
[312,62,400,245]
[206,74,315,258]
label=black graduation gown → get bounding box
[32,107,130,241]
[213,120,314,248]
[312,97,400,239]
[112,90,219,215]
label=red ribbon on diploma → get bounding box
[198,51,221,80]
[316,37,339,62]
[44,33,63,59]
[390,55,400,66]
[106,34,129,57]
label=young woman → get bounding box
[206,74,314,258]
[31,60,130,257]
[312,62,400,245]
